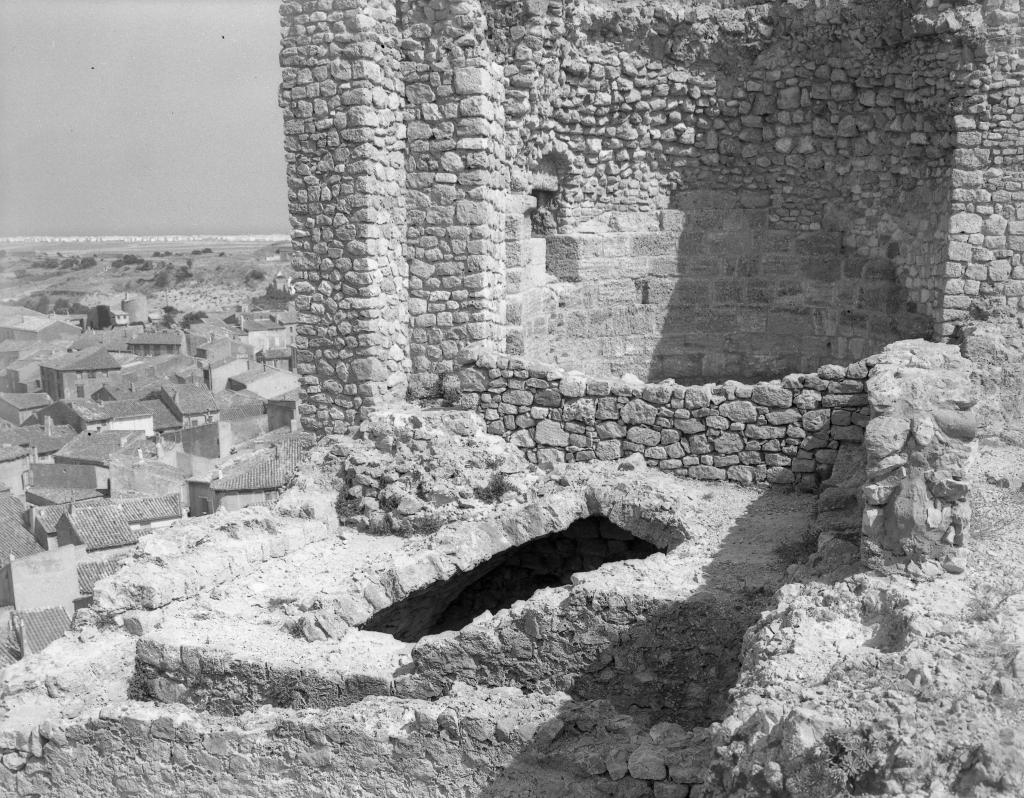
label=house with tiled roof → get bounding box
[187,433,307,516]
[0,445,31,499]
[23,485,104,506]
[0,493,43,562]
[98,399,155,436]
[0,421,76,460]
[54,429,147,469]
[70,327,134,353]
[225,365,299,401]
[125,330,186,357]
[159,384,220,428]
[0,492,86,616]
[55,504,139,552]
[139,399,182,434]
[255,346,293,372]
[77,557,126,598]
[115,495,182,531]
[25,498,106,546]
[0,393,52,427]
[11,606,71,657]
[39,346,122,401]
[0,311,80,344]
[201,354,253,393]
[39,399,112,432]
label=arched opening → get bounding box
[361,516,661,642]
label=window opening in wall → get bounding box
[531,188,558,237]
[361,516,662,642]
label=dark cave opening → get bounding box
[361,516,660,643]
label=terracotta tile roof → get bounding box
[163,384,218,416]
[139,399,181,432]
[0,305,46,322]
[77,556,127,595]
[0,444,30,464]
[70,329,134,352]
[61,399,112,423]
[42,346,122,373]
[126,331,183,347]
[0,315,71,333]
[115,495,181,525]
[0,392,52,411]
[25,487,104,505]
[29,498,106,537]
[228,367,293,386]
[0,493,43,561]
[98,399,153,421]
[208,437,304,493]
[219,401,267,421]
[64,505,139,551]
[0,628,18,667]
[243,318,284,331]
[15,607,70,656]
[55,429,146,467]
[0,424,76,456]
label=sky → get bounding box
[0,0,289,237]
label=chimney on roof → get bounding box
[43,415,53,436]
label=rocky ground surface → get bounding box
[0,369,1022,795]
[708,440,1024,798]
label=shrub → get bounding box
[408,512,444,536]
[822,726,895,795]
[475,471,513,503]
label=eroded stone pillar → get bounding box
[861,340,977,566]
[282,0,409,434]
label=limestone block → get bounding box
[535,420,570,447]
[751,383,793,408]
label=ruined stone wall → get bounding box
[0,692,565,798]
[281,0,411,432]
[281,0,1024,433]
[491,0,972,382]
[447,350,871,490]
[401,1,509,399]
[943,0,1024,334]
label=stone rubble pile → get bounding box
[332,408,542,535]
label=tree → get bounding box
[162,305,179,327]
[181,310,207,329]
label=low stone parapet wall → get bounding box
[445,351,873,489]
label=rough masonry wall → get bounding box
[400,1,509,398]
[492,0,974,383]
[281,1,1024,433]
[446,349,873,490]
[282,0,411,433]
[944,0,1024,334]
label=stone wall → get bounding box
[281,0,411,431]
[492,0,964,380]
[281,1,1024,434]
[400,1,509,398]
[942,0,1024,335]
[0,691,566,798]
[515,208,924,383]
[445,349,872,490]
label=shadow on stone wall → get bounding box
[473,486,851,797]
